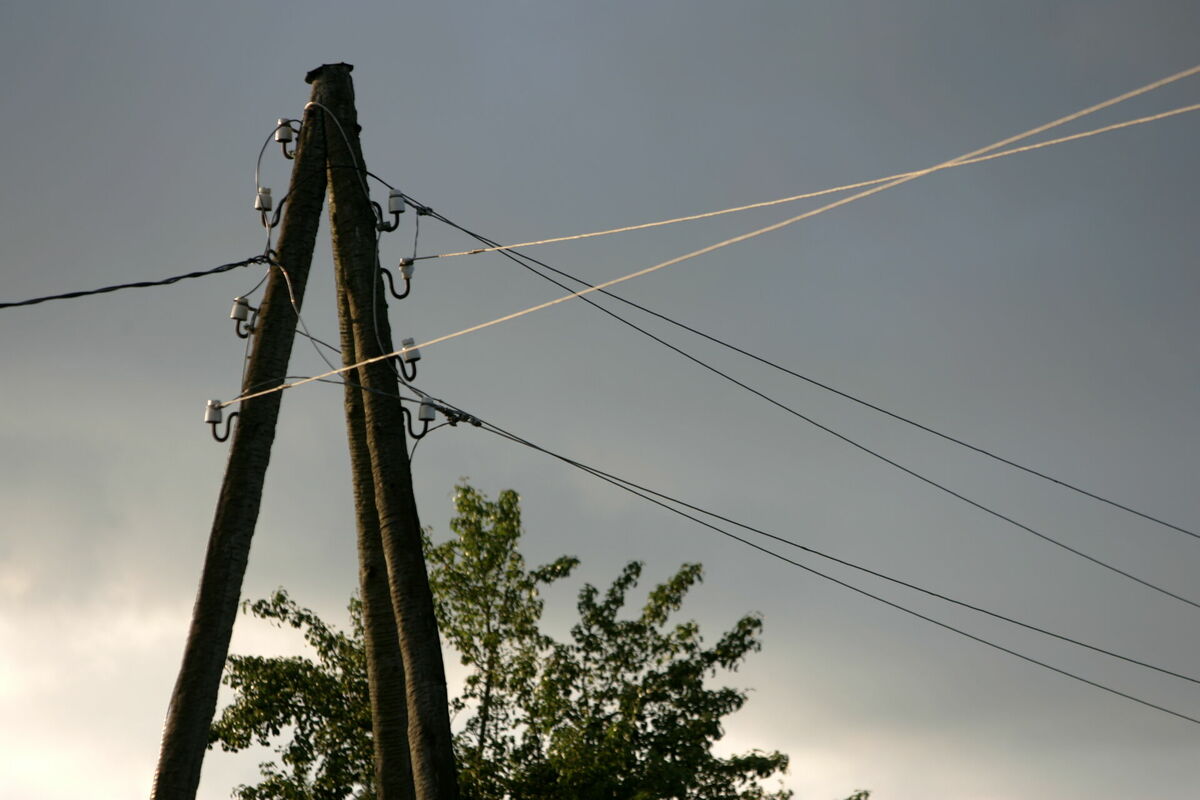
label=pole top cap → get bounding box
[305,62,354,84]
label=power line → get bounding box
[422,206,1198,543]
[418,208,1200,609]
[216,89,1200,614]
[344,161,1199,546]
[255,120,299,256]
[240,373,424,406]
[270,257,342,375]
[0,255,270,310]
[221,64,1200,402]
[294,326,343,355]
[475,415,1200,685]
[399,64,1200,363]
[420,101,1200,261]
[453,409,1200,726]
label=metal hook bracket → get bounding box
[376,189,406,232]
[380,267,410,299]
[205,400,239,443]
[231,297,259,339]
[276,118,298,159]
[210,412,240,442]
[402,406,430,440]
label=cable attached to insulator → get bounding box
[376,189,405,232]
[205,400,239,443]
[402,397,437,440]
[381,258,414,299]
[397,336,420,380]
[255,186,273,229]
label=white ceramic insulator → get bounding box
[418,399,437,422]
[274,119,293,143]
[255,187,273,212]
[230,297,250,321]
[400,337,422,363]
[388,190,404,214]
[204,400,223,424]
[401,262,415,280]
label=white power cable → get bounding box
[424,100,1200,260]
[221,63,1200,408]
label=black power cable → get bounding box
[449,407,1200,727]
[413,202,1197,544]
[416,206,1200,610]
[463,412,1199,685]
[0,255,270,310]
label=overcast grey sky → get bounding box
[2,2,1199,799]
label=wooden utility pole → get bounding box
[319,63,460,800]
[150,73,330,799]
[336,227,416,800]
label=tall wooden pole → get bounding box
[151,71,331,799]
[319,63,460,800]
[336,235,416,800]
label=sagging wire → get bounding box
[416,194,1200,546]
[413,102,1200,263]
[0,254,270,311]
[423,401,1200,725]
[255,118,300,255]
[408,421,452,463]
[231,260,274,393]
[381,216,421,299]
[306,66,1200,368]
[267,253,341,375]
[428,206,1200,609]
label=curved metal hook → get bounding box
[231,299,258,339]
[234,318,255,339]
[276,120,299,160]
[402,406,430,440]
[210,411,239,443]
[397,356,417,382]
[373,200,401,233]
[380,267,410,300]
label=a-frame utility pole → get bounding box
[153,64,458,800]
[319,63,460,800]
[151,72,329,799]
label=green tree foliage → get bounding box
[508,560,789,800]
[209,484,845,800]
[424,485,579,798]
[208,593,374,800]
